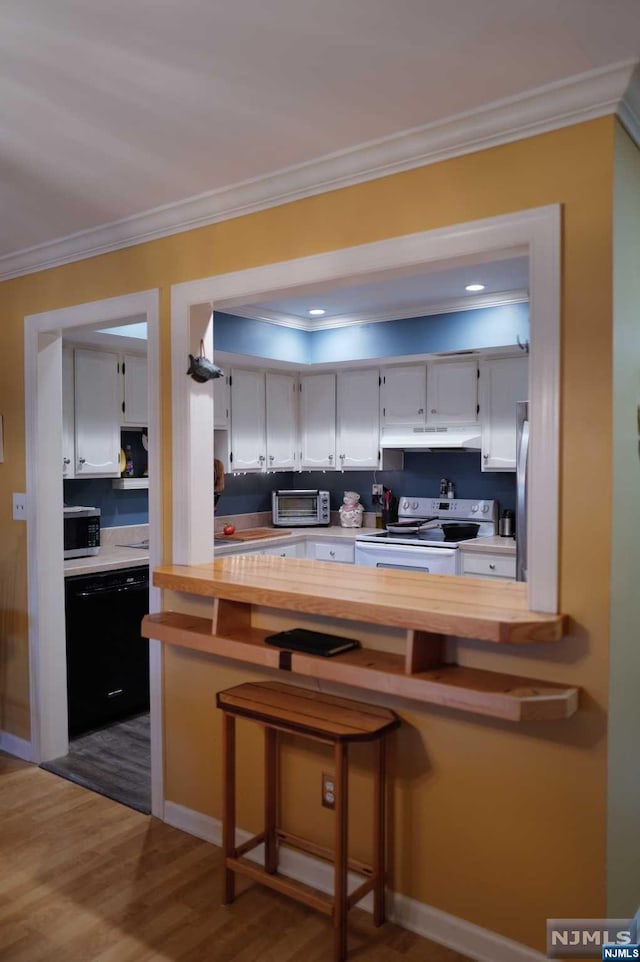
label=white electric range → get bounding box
[355,497,498,575]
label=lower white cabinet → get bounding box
[460,550,516,580]
[479,356,528,471]
[306,541,355,564]
[263,542,305,558]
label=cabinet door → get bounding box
[122,354,147,426]
[299,373,336,469]
[266,373,298,470]
[426,360,478,424]
[380,365,426,426]
[480,356,529,471]
[230,369,266,471]
[62,347,75,478]
[337,369,380,469]
[213,373,230,429]
[74,348,121,477]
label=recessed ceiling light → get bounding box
[308,308,326,316]
[465,283,485,292]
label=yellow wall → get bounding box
[0,117,617,951]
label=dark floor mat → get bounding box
[40,712,151,814]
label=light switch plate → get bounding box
[12,492,26,521]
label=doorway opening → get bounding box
[24,290,163,817]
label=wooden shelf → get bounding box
[152,556,566,644]
[142,610,579,723]
[112,478,149,489]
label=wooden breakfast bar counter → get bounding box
[143,555,577,722]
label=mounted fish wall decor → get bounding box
[187,340,224,383]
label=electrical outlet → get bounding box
[372,483,383,497]
[321,771,335,809]
[12,493,26,522]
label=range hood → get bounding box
[380,425,482,451]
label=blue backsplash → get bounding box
[216,452,516,517]
[63,430,149,528]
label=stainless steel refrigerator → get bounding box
[516,401,529,582]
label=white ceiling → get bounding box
[228,255,529,328]
[1,1,639,273]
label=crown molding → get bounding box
[0,59,637,283]
[227,288,529,331]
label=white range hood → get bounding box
[380,425,482,451]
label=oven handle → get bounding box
[355,543,457,557]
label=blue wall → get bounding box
[214,303,529,364]
[64,430,149,528]
[216,452,516,518]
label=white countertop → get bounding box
[457,534,517,555]
[213,524,366,554]
[64,545,150,577]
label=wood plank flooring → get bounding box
[40,712,150,813]
[1,753,472,962]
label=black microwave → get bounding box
[63,506,101,558]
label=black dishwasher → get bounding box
[65,566,150,737]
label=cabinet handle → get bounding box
[259,454,265,462]
[329,550,336,558]
[431,409,437,414]
[489,563,496,570]
[269,455,274,462]
[418,408,424,414]
[63,458,71,465]
[328,454,333,461]
[78,457,86,465]
[483,453,489,460]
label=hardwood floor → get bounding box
[40,712,150,813]
[0,753,471,962]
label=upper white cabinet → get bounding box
[299,373,336,469]
[74,348,121,477]
[229,369,298,471]
[479,355,529,471]
[213,372,230,429]
[336,369,380,469]
[230,369,267,471]
[121,353,147,426]
[266,373,298,470]
[426,359,478,424]
[62,348,75,478]
[380,365,426,427]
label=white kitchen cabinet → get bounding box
[213,372,230,429]
[74,348,121,477]
[306,540,355,563]
[426,359,478,424]
[230,369,267,471]
[461,550,516,580]
[336,369,380,470]
[479,355,528,471]
[121,353,147,426]
[62,347,75,478]
[380,365,426,427]
[266,373,298,470]
[299,373,336,469]
[263,542,305,558]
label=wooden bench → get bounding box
[216,680,400,962]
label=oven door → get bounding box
[354,541,458,575]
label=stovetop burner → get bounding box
[356,496,498,548]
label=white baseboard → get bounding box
[163,801,545,962]
[0,731,33,761]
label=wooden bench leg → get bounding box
[222,711,236,904]
[373,738,386,926]
[333,741,349,962]
[264,727,278,874]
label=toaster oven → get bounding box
[272,490,330,527]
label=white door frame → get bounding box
[171,206,560,612]
[24,289,164,817]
